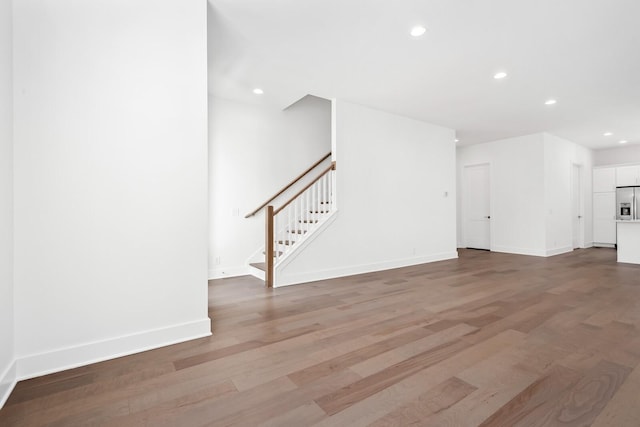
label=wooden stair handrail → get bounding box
[245,152,331,218]
[273,162,336,215]
[265,205,274,287]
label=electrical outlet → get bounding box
[232,208,240,217]
[215,256,221,266]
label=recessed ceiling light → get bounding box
[620,140,628,144]
[410,26,427,37]
[604,132,613,136]
[545,99,557,105]
[253,88,264,95]
[455,139,459,142]
[494,72,507,80]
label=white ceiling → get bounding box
[208,0,640,150]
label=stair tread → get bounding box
[249,262,266,272]
[278,240,296,245]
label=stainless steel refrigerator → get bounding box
[616,186,640,220]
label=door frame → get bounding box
[570,162,584,249]
[462,162,492,251]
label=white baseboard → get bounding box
[16,318,211,382]
[593,243,615,248]
[275,251,459,287]
[208,266,249,280]
[545,246,573,257]
[0,359,17,409]
[582,242,594,248]
[491,245,547,257]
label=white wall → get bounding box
[0,0,15,407]
[457,134,547,256]
[457,133,593,257]
[594,145,640,167]
[276,100,457,286]
[12,0,210,380]
[208,95,331,278]
[543,133,593,253]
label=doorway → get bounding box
[571,163,583,249]
[463,163,491,250]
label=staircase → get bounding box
[245,154,336,287]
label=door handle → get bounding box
[578,215,582,219]
[485,216,491,219]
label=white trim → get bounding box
[16,318,211,381]
[582,241,594,249]
[0,360,17,409]
[275,251,459,287]
[208,266,249,280]
[594,161,640,169]
[545,246,574,257]
[491,245,547,257]
[248,264,265,281]
[593,242,615,248]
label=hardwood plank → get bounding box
[288,325,434,386]
[591,362,640,427]
[257,401,327,427]
[349,323,477,378]
[478,364,581,426]
[532,359,632,426]
[4,248,640,426]
[368,376,477,426]
[311,329,527,427]
[315,339,471,416]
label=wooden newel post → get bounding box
[265,205,274,288]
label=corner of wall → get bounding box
[0,360,17,408]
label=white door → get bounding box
[463,164,490,250]
[571,164,582,249]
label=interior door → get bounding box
[571,164,582,249]
[464,163,490,250]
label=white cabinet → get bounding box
[616,165,640,187]
[593,168,616,192]
[593,164,640,246]
[593,192,616,245]
[593,167,617,246]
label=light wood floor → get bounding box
[3,248,640,426]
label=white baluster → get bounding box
[283,200,296,254]
[304,190,309,230]
[331,170,335,211]
[313,181,320,221]
[310,182,314,229]
[322,174,329,212]
[273,214,278,264]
